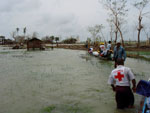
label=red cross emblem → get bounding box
[115,71,124,81]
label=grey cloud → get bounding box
[0,0,41,14]
[0,0,21,12]
[0,0,150,41]
[34,12,81,37]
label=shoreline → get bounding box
[1,44,150,61]
[47,44,150,61]
[1,44,150,52]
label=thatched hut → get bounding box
[27,38,45,50]
[0,36,5,45]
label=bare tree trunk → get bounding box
[56,41,58,47]
[137,29,141,47]
[114,16,124,47]
[146,34,149,45]
[93,34,96,42]
[110,25,113,42]
[137,15,142,48]
[110,32,112,42]
[118,28,124,47]
[114,15,118,44]
[114,30,118,44]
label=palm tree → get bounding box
[55,37,59,47]
[23,27,26,37]
[16,28,19,36]
[50,36,55,48]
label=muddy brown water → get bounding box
[0,47,150,113]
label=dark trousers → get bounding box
[115,86,134,109]
[114,59,118,68]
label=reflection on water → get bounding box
[0,47,150,113]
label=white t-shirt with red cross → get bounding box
[108,65,135,86]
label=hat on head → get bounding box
[100,42,104,45]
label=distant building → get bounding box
[5,39,13,45]
[27,38,45,50]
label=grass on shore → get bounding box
[127,54,150,61]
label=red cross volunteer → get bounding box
[108,59,136,109]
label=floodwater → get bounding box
[0,46,150,113]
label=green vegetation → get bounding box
[62,38,77,44]
[42,105,56,113]
[127,51,150,61]
[41,104,92,113]
[127,51,150,56]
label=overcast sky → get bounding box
[0,0,150,41]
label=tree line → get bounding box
[88,0,150,47]
[8,27,79,45]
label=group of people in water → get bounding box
[88,41,113,59]
[88,41,150,112]
[88,41,137,109]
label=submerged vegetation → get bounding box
[127,51,150,61]
[42,105,56,113]
[41,104,92,113]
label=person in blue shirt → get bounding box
[113,42,126,68]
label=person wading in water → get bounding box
[108,59,136,109]
[113,42,126,68]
